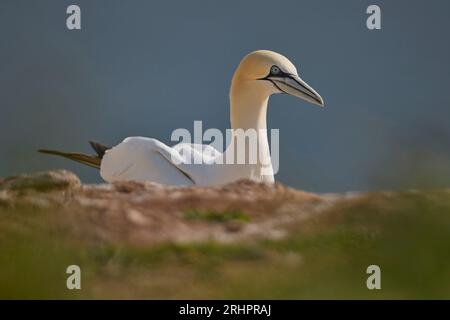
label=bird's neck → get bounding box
[225,81,274,182]
[230,82,269,132]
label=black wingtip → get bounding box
[89,141,110,159]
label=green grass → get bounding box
[1,192,450,299]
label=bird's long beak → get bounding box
[270,74,324,107]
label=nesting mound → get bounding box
[0,170,335,245]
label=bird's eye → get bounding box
[270,65,281,75]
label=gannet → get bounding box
[39,50,324,186]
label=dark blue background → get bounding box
[1,0,449,192]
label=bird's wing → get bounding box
[172,143,222,164]
[100,137,201,186]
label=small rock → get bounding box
[0,170,81,192]
[126,209,148,226]
[225,220,246,232]
[0,190,11,206]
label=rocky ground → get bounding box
[0,170,449,299]
[0,170,335,245]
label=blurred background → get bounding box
[1,0,450,193]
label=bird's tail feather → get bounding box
[38,149,101,169]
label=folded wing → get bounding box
[100,137,201,186]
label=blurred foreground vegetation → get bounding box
[1,191,450,299]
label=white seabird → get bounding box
[40,50,324,186]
